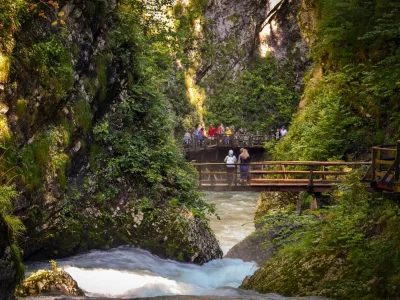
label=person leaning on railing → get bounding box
[224,150,237,186]
[238,148,251,185]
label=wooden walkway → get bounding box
[193,161,370,192]
[185,134,271,153]
[362,141,400,192]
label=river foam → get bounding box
[28,246,258,298]
[26,191,260,298]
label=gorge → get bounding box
[1,0,400,299]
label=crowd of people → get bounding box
[184,123,288,147]
[184,122,289,186]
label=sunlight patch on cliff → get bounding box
[184,69,204,122]
[0,53,10,83]
[259,20,278,57]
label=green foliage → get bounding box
[85,0,214,218]
[74,99,92,133]
[0,0,26,53]
[16,38,74,101]
[95,53,112,102]
[244,172,400,299]
[20,127,70,190]
[204,56,300,132]
[0,185,25,283]
[278,0,400,160]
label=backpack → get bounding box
[226,155,235,167]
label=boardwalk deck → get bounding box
[185,134,271,153]
[362,141,400,192]
[193,161,371,192]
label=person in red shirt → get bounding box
[208,124,216,140]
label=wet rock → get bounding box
[225,232,274,265]
[16,268,84,297]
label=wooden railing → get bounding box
[193,161,370,192]
[184,134,272,152]
[362,141,400,192]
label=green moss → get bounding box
[88,143,101,171]
[74,99,92,133]
[82,77,97,98]
[53,153,70,190]
[19,38,74,102]
[20,128,65,189]
[95,53,112,102]
[227,14,239,24]
[15,99,28,119]
[20,147,41,189]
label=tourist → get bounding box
[184,129,191,147]
[198,126,205,146]
[275,128,281,139]
[238,148,251,185]
[224,150,237,186]
[208,124,216,140]
[280,126,288,138]
[225,127,232,145]
[217,123,225,135]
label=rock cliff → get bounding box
[197,0,311,89]
[0,0,222,272]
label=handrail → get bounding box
[193,161,370,192]
[192,161,371,166]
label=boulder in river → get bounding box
[16,262,84,297]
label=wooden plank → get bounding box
[249,179,341,183]
[200,172,229,175]
[192,161,370,166]
[374,147,396,152]
[376,172,394,177]
[249,170,348,175]
[198,185,334,193]
[376,159,395,165]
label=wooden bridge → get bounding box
[193,161,370,192]
[362,141,400,192]
[185,133,271,153]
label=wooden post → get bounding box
[281,165,288,179]
[372,147,376,181]
[322,165,326,180]
[396,141,400,182]
[308,165,314,190]
[377,148,381,174]
[310,192,322,210]
[296,198,302,215]
[234,164,238,186]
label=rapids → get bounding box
[26,191,261,298]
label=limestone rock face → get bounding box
[0,217,16,300]
[16,268,84,297]
[4,0,222,265]
[298,0,319,47]
[198,0,311,88]
[198,0,270,81]
[259,0,312,90]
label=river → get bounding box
[27,191,262,298]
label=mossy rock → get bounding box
[255,192,299,220]
[16,267,84,297]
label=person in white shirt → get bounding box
[280,126,288,137]
[224,150,237,186]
